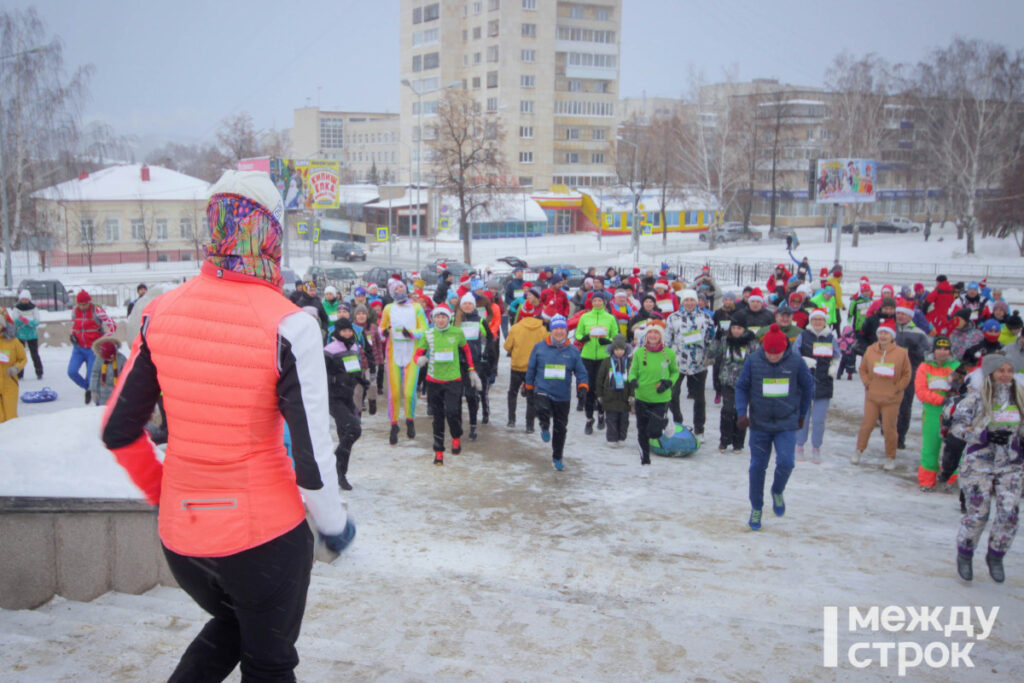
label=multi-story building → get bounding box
[399,0,621,191]
[291,107,401,183]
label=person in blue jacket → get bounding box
[735,323,814,531]
[524,314,589,471]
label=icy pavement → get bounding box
[2,347,1023,680]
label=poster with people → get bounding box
[815,158,877,203]
[267,158,341,211]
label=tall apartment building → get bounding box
[291,107,401,183]
[399,0,621,190]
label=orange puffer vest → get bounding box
[146,262,305,556]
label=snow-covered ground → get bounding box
[2,339,1023,680]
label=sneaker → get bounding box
[811,447,822,464]
[597,414,606,430]
[406,419,416,439]
[339,475,353,491]
[368,400,377,415]
[553,458,564,471]
[506,418,516,428]
[84,389,92,404]
[897,440,906,450]
[452,438,461,455]
[748,509,762,531]
[919,485,934,493]
[732,447,743,454]
[469,425,478,441]
[481,414,489,425]
[585,419,594,435]
[433,451,444,466]
[389,423,400,445]
[525,425,535,434]
[847,373,855,380]
[641,455,651,466]
[883,458,895,471]
[718,443,728,453]
[957,552,973,581]
[795,445,805,462]
[772,492,785,517]
[850,450,863,465]
[714,393,722,404]
[986,552,1005,583]
[541,428,551,443]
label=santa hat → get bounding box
[787,291,804,306]
[431,303,453,319]
[654,279,669,290]
[877,318,897,337]
[881,284,894,297]
[632,267,640,275]
[895,298,915,317]
[659,269,667,277]
[808,308,828,322]
[18,289,31,300]
[860,277,872,293]
[436,262,447,272]
[761,324,789,354]
[748,287,765,304]
[460,272,471,283]
[819,267,829,278]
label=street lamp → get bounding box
[400,78,461,273]
[1,45,48,287]
[616,135,641,265]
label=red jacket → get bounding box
[540,287,570,320]
[925,281,956,336]
[72,303,115,348]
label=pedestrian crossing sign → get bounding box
[377,226,389,242]
[297,220,308,235]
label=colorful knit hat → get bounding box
[205,171,284,287]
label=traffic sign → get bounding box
[439,217,450,231]
[297,220,308,235]
[312,226,321,243]
[376,226,389,242]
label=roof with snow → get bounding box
[587,187,721,213]
[31,164,210,202]
[438,192,548,223]
[336,184,383,205]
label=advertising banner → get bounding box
[815,158,877,203]
[269,158,341,211]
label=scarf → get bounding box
[204,193,283,287]
[100,358,120,387]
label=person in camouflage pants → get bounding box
[950,353,1024,583]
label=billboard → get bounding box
[815,158,876,203]
[267,158,341,211]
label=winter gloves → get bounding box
[736,415,751,430]
[6,366,19,378]
[577,385,588,401]
[988,429,1012,446]
[316,519,357,563]
[469,370,482,392]
[656,379,672,394]
[416,355,429,367]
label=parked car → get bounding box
[881,216,922,233]
[331,240,367,261]
[533,264,585,288]
[841,221,877,234]
[322,266,360,294]
[363,266,406,289]
[497,256,529,270]
[17,279,70,311]
[768,226,797,240]
[281,268,300,297]
[698,222,762,243]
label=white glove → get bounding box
[416,355,429,367]
[469,370,482,392]
[6,366,19,378]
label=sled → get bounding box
[21,387,58,403]
[650,423,700,457]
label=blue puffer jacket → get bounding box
[525,334,589,402]
[735,345,814,432]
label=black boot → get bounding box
[84,389,92,404]
[585,419,594,435]
[960,490,967,514]
[986,552,1005,583]
[389,423,400,445]
[506,417,516,428]
[406,419,416,439]
[339,475,353,491]
[576,400,585,412]
[597,413,606,430]
[957,552,973,582]
[368,399,377,416]
[469,425,478,441]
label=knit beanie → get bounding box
[204,170,284,287]
[76,290,91,304]
[610,334,629,352]
[549,314,568,330]
[981,352,1011,376]
[18,289,30,301]
[461,292,477,307]
[761,324,788,354]
[933,335,951,350]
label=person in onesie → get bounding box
[379,279,428,444]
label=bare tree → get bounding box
[78,212,97,272]
[978,155,1024,256]
[908,39,1024,254]
[146,141,228,183]
[428,89,506,264]
[216,112,259,163]
[648,114,685,246]
[259,128,291,158]
[133,197,156,269]
[616,113,656,255]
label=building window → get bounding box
[591,153,605,164]
[131,219,145,241]
[566,152,580,164]
[522,0,536,9]
[179,218,192,239]
[597,8,611,20]
[520,100,534,114]
[486,45,499,62]
[592,128,607,140]
[595,80,610,93]
[474,52,481,64]
[569,6,584,18]
[412,6,422,23]
[156,219,168,240]
[472,76,481,89]
[104,218,120,242]
[521,49,535,63]
[519,151,534,163]
[79,218,94,243]
[486,97,498,112]
[518,176,533,186]
[423,3,440,21]
[319,117,345,149]
[412,55,422,72]
[521,23,536,37]
[566,128,580,139]
[488,19,499,36]
[413,28,440,46]
[473,1,481,13]
[568,79,582,92]
[423,52,439,70]
[473,26,481,39]
[487,70,498,88]
[488,0,500,10]
[520,74,534,88]
[520,125,534,138]
[554,100,615,117]
[567,52,617,68]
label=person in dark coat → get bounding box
[595,335,632,443]
[434,270,454,305]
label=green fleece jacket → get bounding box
[627,345,680,403]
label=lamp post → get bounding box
[1,45,47,287]
[616,135,641,265]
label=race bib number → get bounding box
[589,326,607,337]
[928,378,951,391]
[776,279,784,288]
[812,342,833,358]
[749,326,761,336]
[0,352,8,363]
[762,378,789,397]
[970,310,979,321]
[462,322,480,340]
[682,330,703,346]
[343,356,361,373]
[992,403,1021,429]
[514,289,524,299]
[658,299,675,313]
[873,362,895,377]
[328,312,339,322]
[719,320,731,330]
[857,302,869,315]
[434,351,454,362]
[544,364,566,380]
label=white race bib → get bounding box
[434,351,454,362]
[762,378,789,396]
[970,310,979,321]
[992,406,1021,428]
[0,352,9,363]
[812,342,833,358]
[514,289,524,299]
[462,322,480,340]
[343,356,361,373]
[928,378,951,391]
[682,330,703,346]
[873,362,895,377]
[328,312,339,321]
[657,299,675,313]
[544,364,566,380]
[589,326,607,337]
[719,320,731,330]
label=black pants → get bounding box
[939,435,967,483]
[463,370,480,426]
[479,376,491,421]
[605,410,629,442]
[718,386,746,449]
[428,380,463,451]
[18,338,42,379]
[670,371,707,433]
[162,520,314,682]
[635,400,669,462]
[582,358,604,420]
[711,358,722,394]
[535,393,570,460]
[375,362,385,394]
[836,352,856,378]
[507,369,535,428]
[329,395,361,478]
[897,368,918,443]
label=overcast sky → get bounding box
[7,0,1024,145]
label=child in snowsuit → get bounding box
[836,325,857,379]
[951,353,1024,583]
[595,335,632,443]
[89,337,128,406]
[914,336,960,491]
[0,311,27,423]
[705,316,757,453]
[324,318,369,490]
[627,319,679,465]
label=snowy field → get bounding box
[2,341,1024,680]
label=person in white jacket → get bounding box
[664,289,715,436]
